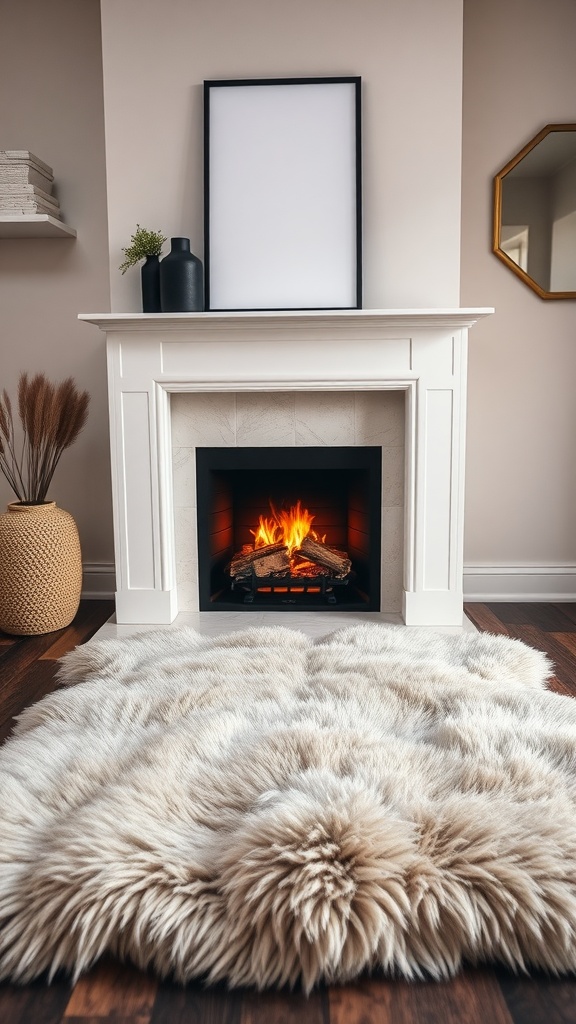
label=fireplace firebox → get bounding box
[196,447,382,610]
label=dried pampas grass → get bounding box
[0,373,89,503]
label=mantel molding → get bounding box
[79,308,494,334]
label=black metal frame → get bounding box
[203,76,362,312]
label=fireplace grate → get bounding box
[231,569,354,605]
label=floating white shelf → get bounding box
[0,214,76,238]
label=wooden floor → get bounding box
[0,600,575,1024]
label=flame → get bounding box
[251,500,325,556]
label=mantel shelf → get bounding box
[0,215,76,238]
[79,308,494,334]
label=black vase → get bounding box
[141,254,161,313]
[160,238,204,312]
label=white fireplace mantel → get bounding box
[80,308,493,626]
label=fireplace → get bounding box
[196,446,382,610]
[79,308,493,626]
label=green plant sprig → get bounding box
[119,225,167,274]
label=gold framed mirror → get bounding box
[493,123,576,299]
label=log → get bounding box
[252,549,291,578]
[298,537,351,578]
[291,558,330,578]
[230,542,287,578]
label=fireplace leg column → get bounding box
[401,332,467,626]
[107,340,177,623]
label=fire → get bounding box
[251,500,325,556]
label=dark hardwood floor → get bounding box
[0,600,575,1024]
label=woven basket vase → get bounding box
[0,501,82,635]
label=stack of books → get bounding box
[0,151,63,219]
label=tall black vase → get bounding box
[141,254,161,313]
[160,238,204,312]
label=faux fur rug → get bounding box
[1,623,576,991]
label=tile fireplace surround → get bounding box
[80,309,492,627]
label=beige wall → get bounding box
[461,0,576,578]
[0,0,113,574]
[6,0,575,600]
[100,0,464,312]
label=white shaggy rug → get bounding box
[1,623,576,991]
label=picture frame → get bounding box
[204,77,362,311]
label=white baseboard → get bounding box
[464,564,576,602]
[81,562,576,604]
[82,562,116,600]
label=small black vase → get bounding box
[160,238,204,312]
[141,254,161,313]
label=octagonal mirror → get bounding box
[493,123,576,299]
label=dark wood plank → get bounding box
[505,624,576,697]
[0,658,60,745]
[488,602,576,633]
[0,975,72,1024]
[39,601,114,661]
[63,959,156,1022]
[329,970,513,1024]
[549,629,576,663]
[329,976,402,1024]
[497,971,576,1024]
[0,628,67,692]
[530,603,576,632]
[407,970,514,1024]
[65,1018,147,1024]
[464,603,512,635]
[241,986,328,1024]
[151,979,243,1024]
[0,601,115,745]
[0,635,22,666]
[550,602,576,627]
[485,604,536,626]
[0,600,112,709]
